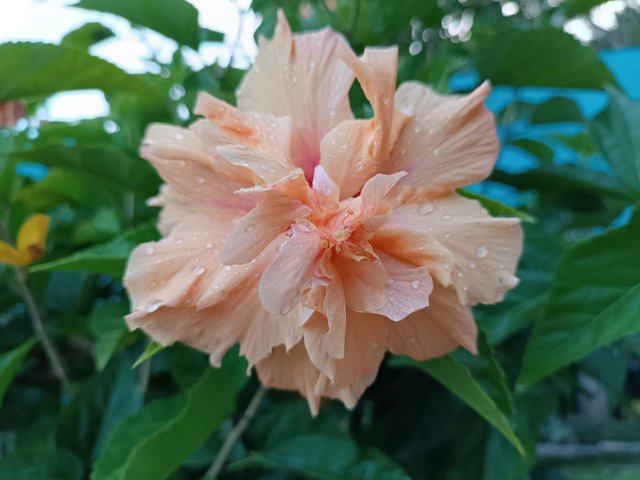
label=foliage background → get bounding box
[1,0,640,479]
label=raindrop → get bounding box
[146,300,162,313]
[196,175,205,184]
[457,271,464,278]
[178,160,187,167]
[467,259,476,268]
[476,245,488,258]
[414,126,422,134]
[417,203,434,215]
[192,266,206,276]
[144,245,155,255]
[245,224,255,233]
[442,214,451,220]
[206,242,214,249]
[175,132,184,140]
[411,280,421,289]
[174,238,184,244]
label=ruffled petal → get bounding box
[256,343,323,415]
[304,311,388,391]
[320,47,404,198]
[124,213,232,312]
[384,193,523,305]
[259,221,322,316]
[222,192,312,265]
[141,124,256,215]
[335,254,388,313]
[375,252,433,322]
[237,11,355,179]
[388,282,477,359]
[385,81,498,197]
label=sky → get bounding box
[0,0,259,121]
[0,0,630,122]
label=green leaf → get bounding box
[476,28,616,89]
[392,354,523,453]
[12,168,120,209]
[132,341,165,368]
[91,367,235,480]
[75,0,203,49]
[508,138,554,163]
[90,302,130,370]
[61,22,115,49]
[9,143,160,197]
[530,97,584,125]
[230,434,410,480]
[30,225,158,277]
[0,338,37,405]
[458,189,535,223]
[519,206,640,387]
[590,89,640,196]
[56,354,143,462]
[0,448,83,480]
[0,43,153,101]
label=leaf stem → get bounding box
[0,220,71,393]
[203,385,267,479]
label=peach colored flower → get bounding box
[124,12,522,414]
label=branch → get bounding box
[537,441,640,463]
[0,220,71,393]
[203,385,267,479]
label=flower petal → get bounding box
[237,11,354,180]
[259,221,322,316]
[124,214,231,312]
[222,192,312,265]
[388,282,477,359]
[359,171,407,217]
[256,342,323,415]
[141,124,256,215]
[0,241,22,266]
[386,193,523,305]
[385,81,498,196]
[320,47,403,198]
[304,311,388,391]
[336,254,388,313]
[375,252,433,322]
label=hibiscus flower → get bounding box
[124,12,522,414]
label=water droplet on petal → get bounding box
[244,224,255,233]
[411,280,421,289]
[144,245,155,255]
[417,203,434,215]
[196,175,205,184]
[414,126,421,134]
[146,300,162,313]
[175,133,184,140]
[206,242,214,249]
[476,245,488,258]
[174,237,184,244]
[467,259,476,268]
[178,160,187,167]
[442,214,451,220]
[192,265,206,276]
[457,271,464,278]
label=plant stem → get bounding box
[15,266,72,393]
[0,220,71,393]
[203,385,268,480]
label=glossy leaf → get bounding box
[0,43,152,101]
[391,354,523,453]
[0,338,37,405]
[75,0,207,49]
[91,368,234,480]
[30,225,158,277]
[476,28,616,89]
[590,89,640,196]
[519,206,640,387]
